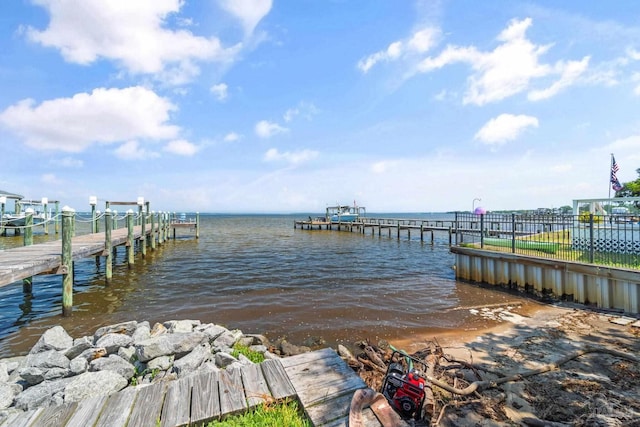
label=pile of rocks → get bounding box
[0,319,310,419]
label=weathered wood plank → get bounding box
[127,383,167,427]
[218,367,247,416]
[160,376,193,427]
[31,402,77,427]
[279,347,337,369]
[190,371,220,425]
[260,359,296,400]
[2,408,42,427]
[64,395,108,427]
[295,375,365,407]
[94,387,138,427]
[240,363,271,408]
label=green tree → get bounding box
[616,167,640,208]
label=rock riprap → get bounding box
[0,319,303,421]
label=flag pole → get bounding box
[609,153,613,200]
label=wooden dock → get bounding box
[0,348,392,427]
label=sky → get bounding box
[1,1,640,214]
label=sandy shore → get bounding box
[380,302,640,426]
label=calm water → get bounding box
[0,213,535,357]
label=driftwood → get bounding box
[427,346,639,396]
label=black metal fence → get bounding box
[454,212,640,269]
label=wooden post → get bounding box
[105,209,113,282]
[150,211,156,250]
[14,200,21,236]
[54,202,60,234]
[140,209,147,257]
[23,209,34,294]
[127,210,134,266]
[61,207,75,316]
[420,224,424,242]
[196,212,200,239]
[158,212,164,245]
[91,204,97,234]
[42,199,49,235]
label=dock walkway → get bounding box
[0,226,147,288]
[0,348,389,427]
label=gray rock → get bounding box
[212,329,243,350]
[134,332,207,362]
[263,351,280,360]
[0,356,25,376]
[30,326,73,354]
[147,355,174,372]
[150,323,167,337]
[198,361,221,374]
[131,323,151,343]
[64,371,128,403]
[279,340,310,356]
[95,333,133,355]
[64,336,93,360]
[235,337,254,348]
[69,357,88,375]
[164,319,201,333]
[195,324,227,342]
[237,354,253,365]
[173,342,211,378]
[13,377,74,411]
[25,350,70,370]
[76,347,107,361]
[249,345,268,354]
[19,367,45,386]
[243,334,270,346]
[0,383,18,410]
[89,355,135,380]
[117,346,136,363]
[0,364,8,383]
[43,368,70,381]
[94,321,138,343]
[214,352,238,369]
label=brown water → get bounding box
[0,213,539,357]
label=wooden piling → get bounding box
[62,207,74,316]
[105,209,113,282]
[150,212,156,250]
[141,211,147,257]
[196,212,200,239]
[127,210,134,266]
[23,210,33,294]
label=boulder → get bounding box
[64,336,93,360]
[131,323,151,343]
[214,352,238,369]
[147,355,174,372]
[164,320,200,334]
[30,326,73,354]
[212,330,243,351]
[173,343,211,378]
[89,355,135,380]
[76,347,107,362]
[19,367,45,386]
[43,368,70,381]
[195,324,227,342]
[95,333,133,355]
[13,377,74,411]
[0,383,18,410]
[94,321,138,342]
[0,363,8,383]
[24,350,70,370]
[69,357,88,376]
[150,323,167,337]
[64,371,128,403]
[117,346,136,363]
[134,332,207,362]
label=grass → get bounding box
[231,343,265,364]
[203,399,311,427]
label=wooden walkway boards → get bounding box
[0,226,146,288]
[0,348,385,427]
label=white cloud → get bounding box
[263,148,318,165]
[255,120,288,138]
[528,57,590,101]
[163,139,198,156]
[26,0,238,84]
[57,157,83,168]
[475,113,539,145]
[0,86,179,152]
[358,27,439,73]
[224,132,241,142]
[283,102,318,122]
[416,18,587,105]
[218,0,272,37]
[41,173,61,184]
[371,160,399,174]
[210,83,228,101]
[114,140,159,160]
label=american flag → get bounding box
[611,155,623,191]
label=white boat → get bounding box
[2,211,47,227]
[326,203,365,222]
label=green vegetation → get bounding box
[231,343,265,364]
[203,399,311,427]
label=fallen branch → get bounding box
[427,346,639,396]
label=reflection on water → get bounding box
[0,214,537,357]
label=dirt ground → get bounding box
[351,302,640,426]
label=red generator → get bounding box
[380,350,427,420]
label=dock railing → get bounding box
[454,212,640,270]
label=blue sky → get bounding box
[1,1,640,213]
